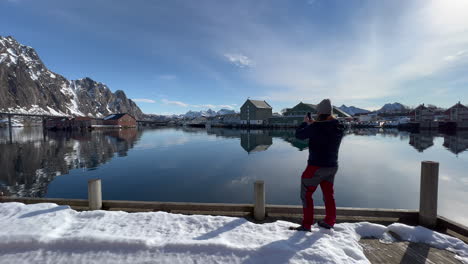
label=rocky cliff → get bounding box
[0,36,143,119]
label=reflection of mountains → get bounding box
[0,128,141,197]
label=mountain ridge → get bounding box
[0,36,143,119]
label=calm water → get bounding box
[1,127,467,224]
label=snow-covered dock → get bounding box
[0,202,467,264]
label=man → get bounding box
[291,99,344,231]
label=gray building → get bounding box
[269,102,350,126]
[240,99,273,125]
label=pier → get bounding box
[0,112,68,143]
[0,161,467,263]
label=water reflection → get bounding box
[240,131,272,153]
[206,127,468,155]
[409,132,436,152]
[0,128,141,197]
[443,132,468,155]
[0,128,468,207]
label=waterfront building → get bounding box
[410,104,435,122]
[240,99,273,125]
[103,113,137,128]
[444,102,468,130]
[70,117,102,129]
[282,102,350,118]
[221,114,241,125]
[357,113,379,122]
[445,102,468,122]
[268,102,350,126]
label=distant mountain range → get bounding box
[0,36,143,119]
[377,102,409,113]
[144,108,237,121]
[338,102,411,116]
[183,108,236,118]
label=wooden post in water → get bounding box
[8,115,12,144]
[88,179,102,210]
[254,180,265,221]
[419,161,439,228]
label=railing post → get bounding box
[419,161,439,228]
[254,180,265,221]
[88,179,102,210]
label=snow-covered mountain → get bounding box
[216,108,236,116]
[377,103,409,113]
[182,109,236,119]
[0,36,143,119]
[338,105,370,116]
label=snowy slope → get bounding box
[0,202,466,264]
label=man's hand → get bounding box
[304,115,314,124]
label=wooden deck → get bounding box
[360,238,462,264]
[1,196,467,263]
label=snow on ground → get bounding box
[0,202,466,264]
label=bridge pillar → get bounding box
[42,116,47,142]
[8,115,12,144]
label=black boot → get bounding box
[289,225,311,232]
[318,220,333,229]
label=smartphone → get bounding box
[307,112,312,120]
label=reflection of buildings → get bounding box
[206,128,274,153]
[270,130,309,151]
[240,130,273,153]
[443,132,468,155]
[0,128,141,197]
[409,132,436,152]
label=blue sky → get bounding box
[1,0,467,114]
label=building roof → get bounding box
[332,107,352,118]
[103,113,133,120]
[444,102,468,114]
[247,99,272,109]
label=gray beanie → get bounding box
[317,99,332,115]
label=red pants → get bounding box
[300,165,337,229]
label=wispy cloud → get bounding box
[161,99,236,110]
[132,98,156,103]
[161,99,189,107]
[224,53,253,68]
[157,74,177,80]
[206,0,468,106]
[444,50,467,62]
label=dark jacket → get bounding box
[295,119,344,167]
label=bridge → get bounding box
[1,112,170,143]
[0,112,71,144]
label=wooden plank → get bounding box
[360,239,460,264]
[102,200,254,212]
[0,196,88,206]
[437,215,468,238]
[0,197,426,223]
[267,205,418,218]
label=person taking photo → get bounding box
[291,99,345,231]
